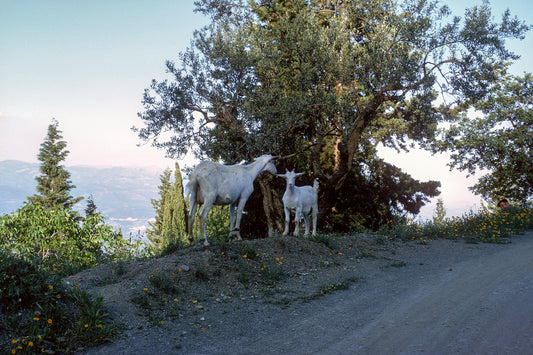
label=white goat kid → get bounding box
[187,155,277,246]
[278,170,319,237]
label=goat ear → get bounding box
[295,172,305,177]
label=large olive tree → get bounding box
[135,0,528,231]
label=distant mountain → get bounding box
[0,160,164,234]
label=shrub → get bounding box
[0,202,142,274]
[0,252,117,353]
[379,206,533,243]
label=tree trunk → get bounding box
[257,172,284,236]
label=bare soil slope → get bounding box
[72,232,533,354]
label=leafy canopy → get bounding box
[0,202,138,272]
[437,73,533,202]
[135,0,528,228]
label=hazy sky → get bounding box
[1,1,206,168]
[1,0,531,219]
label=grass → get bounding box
[308,233,335,249]
[260,263,287,282]
[383,261,408,269]
[268,276,361,305]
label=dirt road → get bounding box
[195,233,533,354]
[84,232,533,354]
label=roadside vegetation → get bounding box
[3,201,531,353]
[381,206,533,244]
[0,121,145,353]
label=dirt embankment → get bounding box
[73,231,533,355]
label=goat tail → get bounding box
[313,178,319,191]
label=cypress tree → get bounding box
[28,119,83,210]
[161,162,188,245]
[146,168,173,248]
[148,163,190,249]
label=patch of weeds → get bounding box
[463,235,480,244]
[386,261,407,268]
[91,261,129,286]
[270,296,294,307]
[373,234,388,245]
[158,238,188,256]
[131,290,153,311]
[316,276,360,295]
[260,264,287,283]
[131,288,184,325]
[69,288,119,345]
[240,245,259,260]
[193,266,210,281]
[308,233,334,249]
[114,260,127,276]
[260,288,276,297]
[91,272,118,287]
[357,251,377,259]
[238,269,253,283]
[149,271,182,294]
[271,276,361,305]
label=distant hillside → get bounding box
[0,160,164,234]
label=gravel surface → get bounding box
[75,231,533,355]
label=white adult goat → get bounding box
[187,154,278,246]
[277,169,319,237]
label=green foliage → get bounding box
[0,202,140,274]
[148,271,182,295]
[147,163,190,249]
[85,194,98,217]
[322,158,440,231]
[28,119,83,211]
[438,74,533,202]
[308,233,334,249]
[202,205,231,243]
[0,252,117,353]
[381,205,533,243]
[259,263,286,282]
[147,168,173,248]
[147,163,230,251]
[136,0,527,231]
[68,288,118,345]
[432,198,447,225]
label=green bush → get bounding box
[0,252,117,354]
[380,207,533,243]
[0,202,142,274]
